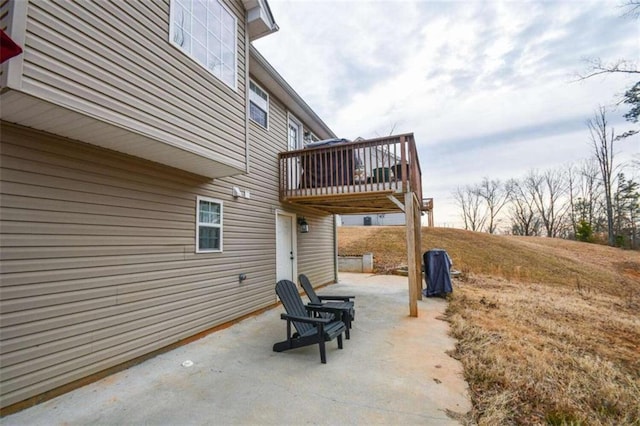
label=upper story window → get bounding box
[288,114,303,151]
[170,0,237,89]
[249,80,269,128]
[196,196,223,252]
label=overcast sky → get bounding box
[254,0,640,227]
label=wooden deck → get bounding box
[279,133,429,317]
[279,134,426,214]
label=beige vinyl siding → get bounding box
[0,123,276,408]
[297,214,336,286]
[241,78,336,287]
[0,0,8,34]
[0,72,336,409]
[19,0,248,167]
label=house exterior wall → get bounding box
[296,213,336,285]
[242,77,336,287]
[0,0,338,409]
[0,0,9,37]
[0,71,336,411]
[3,0,248,173]
[0,124,250,408]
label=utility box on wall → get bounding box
[363,216,372,226]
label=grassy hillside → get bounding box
[338,226,640,425]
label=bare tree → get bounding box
[452,185,486,232]
[567,159,608,238]
[506,178,540,236]
[567,164,580,237]
[576,4,639,76]
[453,186,469,230]
[569,158,606,237]
[621,0,640,18]
[587,106,618,246]
[476,177,510,234]
[578,58,640,80]
[576,4,640,128]
[525,168,568,238]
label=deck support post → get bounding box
[414,195,423,301]
[405,192,420,317]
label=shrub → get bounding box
[576,220,594,243]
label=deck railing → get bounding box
[423,198,434,226]
[279,134,424,210]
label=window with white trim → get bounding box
[249,80,269,128]
[170,0,237,89]
[196,196,223,252]
[288,115,303,151]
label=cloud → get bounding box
[425,116,588,156]
[254,0,640,227]
[255,0,425,117]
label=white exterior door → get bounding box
[287,115,303,189]
[276,211,296,287]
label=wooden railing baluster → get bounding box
[278,134,425,213]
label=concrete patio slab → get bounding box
[3,273,471,425]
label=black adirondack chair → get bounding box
[273,280,347,364]
[298,274,355,339]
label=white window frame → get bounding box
[249,79,269,129]
[196,196,223,253]
[169,0,238,90]
[287,113,303,151]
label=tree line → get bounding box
[453,2,639,248]
[452,107,638,248]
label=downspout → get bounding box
[244,19,251,174]
[333,214,338,283]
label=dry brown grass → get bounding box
[338,226,640,425]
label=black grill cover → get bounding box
[422,249,453,297]
[301,138,354,188]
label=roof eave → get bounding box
[243,0,279,41]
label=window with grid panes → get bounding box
[170,0,237,89]
[249,80,269,128]
[196,196,223,252]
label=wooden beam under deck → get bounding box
[282,190,405,214]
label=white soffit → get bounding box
[243,0,278,41]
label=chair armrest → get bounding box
[280,313,331,325]
[317,295,355,302]
[305,303,342,314]
[305,305,344,316]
